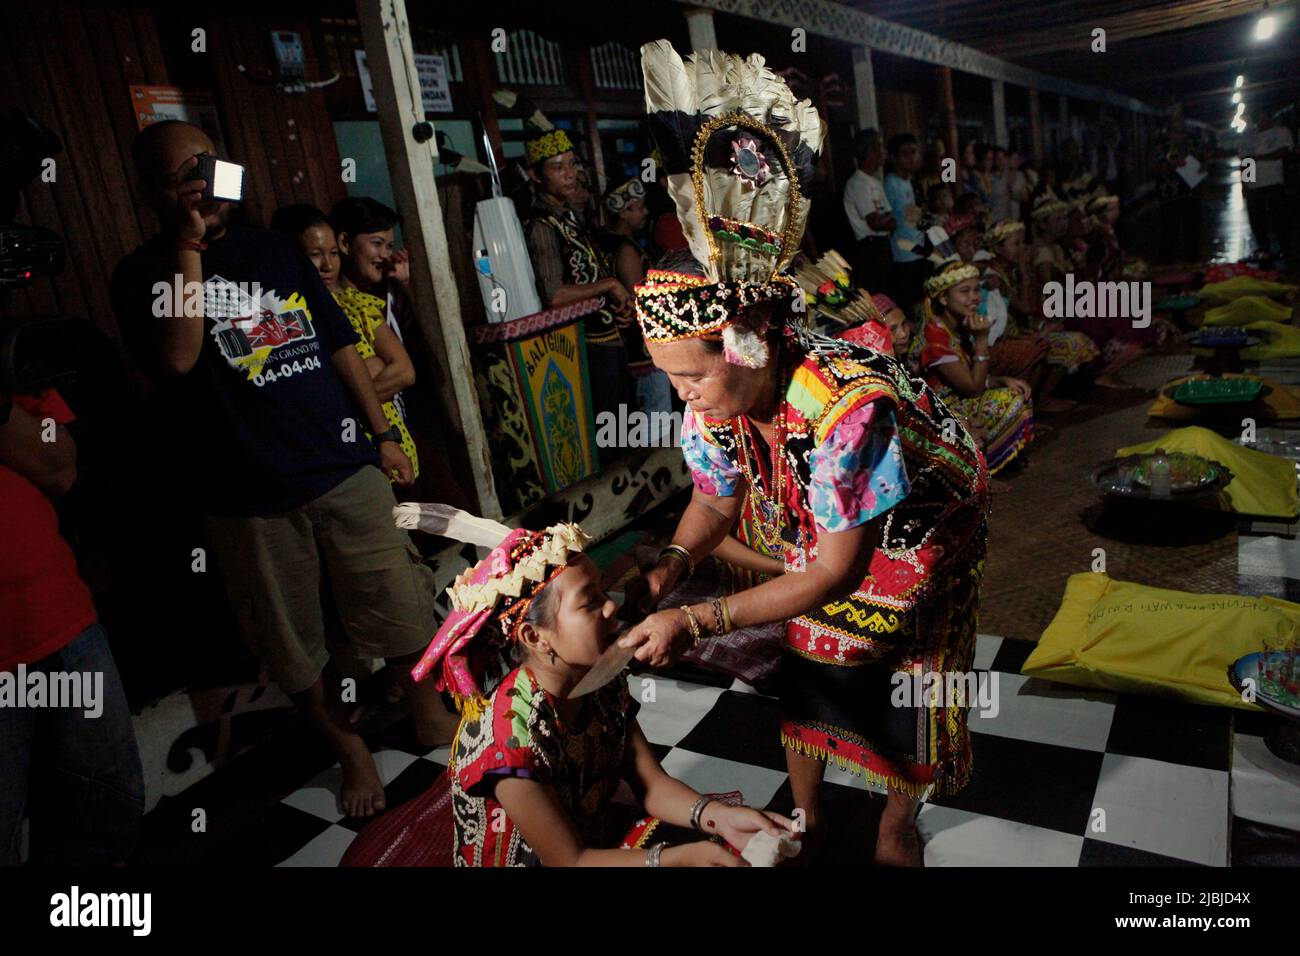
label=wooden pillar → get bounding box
[575,44,606,195]
[936,65,958,158]
[685,6,718,51]
[852,47,879,132]
[1028,87,1044,162]
[466,33,505,170]
[992,78,1008,148]
[356,0,502,518]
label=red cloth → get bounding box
[652,213,688,252]
[835,320,894,356]
[0,391,97,672]
[340,769,455,867]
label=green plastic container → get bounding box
[1173,377,1265,405]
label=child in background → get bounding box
[920,261,1034,478]
[272,203,419,481]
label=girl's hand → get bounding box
[964,311,992,339]
[662,841,747,867]
[618,607,692,667]
[703,804,796,852]
[1000,376,1032,399]
[388,248,411,286]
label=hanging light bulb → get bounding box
[1235,75,1245,88]
[1255,15,1276,40]
[1233,92,1242,104]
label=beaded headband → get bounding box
[924,262,981,299]
[605,178,646,213]
[986,219,1025,246]
[1031,197,1069,220]
[409,521,590,703]
[525,128,575,166]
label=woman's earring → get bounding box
[548,647,557,665]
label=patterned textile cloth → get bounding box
[450,665,643,867]
[664,556,786,690]
[331,286,420,479]
[989,334,1049,379]
[919,307,1034,474]
[340,769,455,867]
[680,328,990,798]
[1042,330,1100,373]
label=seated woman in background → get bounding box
[413,521,794,867]
[920,261,1034,478]
[985,219,1099,411]
[272,203,419,481]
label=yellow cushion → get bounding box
[1201,295,1292,327]
[1115,425,1299,518]
[1023,573,1300,709]
[1197,276,1296,301]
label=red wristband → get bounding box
[176,238,208,252]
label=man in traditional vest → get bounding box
[523,129,635,423]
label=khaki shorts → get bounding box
[204,466,436,695]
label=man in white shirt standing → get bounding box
[1245,110,1294,262]
[842,129,896,296]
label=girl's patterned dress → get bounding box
[332,286,420,479]
[682,327,990,798]
[919,305,1035,474]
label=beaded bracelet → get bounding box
[659,544,695,578]
[680,604,703,646]
[710,597,730,636]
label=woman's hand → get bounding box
[964,310,993,341]
[661,841,747,867]
[999,376,1032,399]
[703,804,796,853]
[619,607,693,668]
[622,559,680,617]
[388,248,411,287]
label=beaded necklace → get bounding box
[734,356,789,550]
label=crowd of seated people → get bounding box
[837,134,1163,479]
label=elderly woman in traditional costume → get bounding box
[402,512,794,867]
[620,41,991,866]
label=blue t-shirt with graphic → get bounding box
[112,227,377,516]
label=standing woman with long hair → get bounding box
[620,41,991,866]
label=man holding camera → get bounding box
[0,389,145,865]
[111,120,457,818]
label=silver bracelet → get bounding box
[973,354,991,363]
[645,842,667,867]
[689,794,715,832]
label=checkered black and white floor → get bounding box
[264,627,1297,868]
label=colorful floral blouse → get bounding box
[680,329,988,625]
[332,286,419,479]
[451,665,637,867]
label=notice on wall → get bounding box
[354,50,453,114]
[129,85,226,153]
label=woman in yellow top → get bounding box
[271,204,419,481]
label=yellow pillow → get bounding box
[1197,276,1296,301]
[1023,573,1300,710]
[1201,295,1292,327]
[1116,425,1299,518]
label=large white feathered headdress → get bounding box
[634,40,826,358]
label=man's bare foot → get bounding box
[874,814,924,867]
[338,735,386,818]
